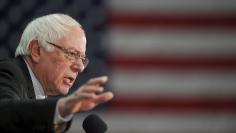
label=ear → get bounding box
[28,40,41,63]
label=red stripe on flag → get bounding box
[109,12,236,28]
[109,96,236,112]
[110,55,236,70]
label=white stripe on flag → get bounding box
[105,28,236,56]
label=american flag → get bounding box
[98,0,236,133]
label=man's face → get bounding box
[36,26,86,96]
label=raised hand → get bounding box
[57,76,114,117]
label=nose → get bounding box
[71,61,84,73]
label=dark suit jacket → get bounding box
[0,57,69,133]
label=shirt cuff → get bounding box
[54,101,73,124]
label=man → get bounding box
[0,14,113,133]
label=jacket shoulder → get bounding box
[0,58,27,83]
[0,58,28,99]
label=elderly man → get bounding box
[0,14,113,132]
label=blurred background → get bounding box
[0,0,236,132]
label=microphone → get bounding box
[82,114,107,133]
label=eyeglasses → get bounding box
[46,41,89,68]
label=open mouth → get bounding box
[63,76,75,86]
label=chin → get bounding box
[59,87,70,95]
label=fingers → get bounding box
[95,91,114,104]
[86,75,108,86]
[58,76,113,116]
[74,91,114,105]
[78,91,114,111]
[79,85,104,94]
[77,75,108,94]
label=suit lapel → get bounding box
[13,56,36,99]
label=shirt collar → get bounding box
[24,60,46,99]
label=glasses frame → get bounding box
[46,41,89,68]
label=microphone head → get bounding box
[82,114,107,133]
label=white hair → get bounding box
[15,13,82,57]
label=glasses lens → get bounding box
[68,54,89,68]
[46,41,89,67]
